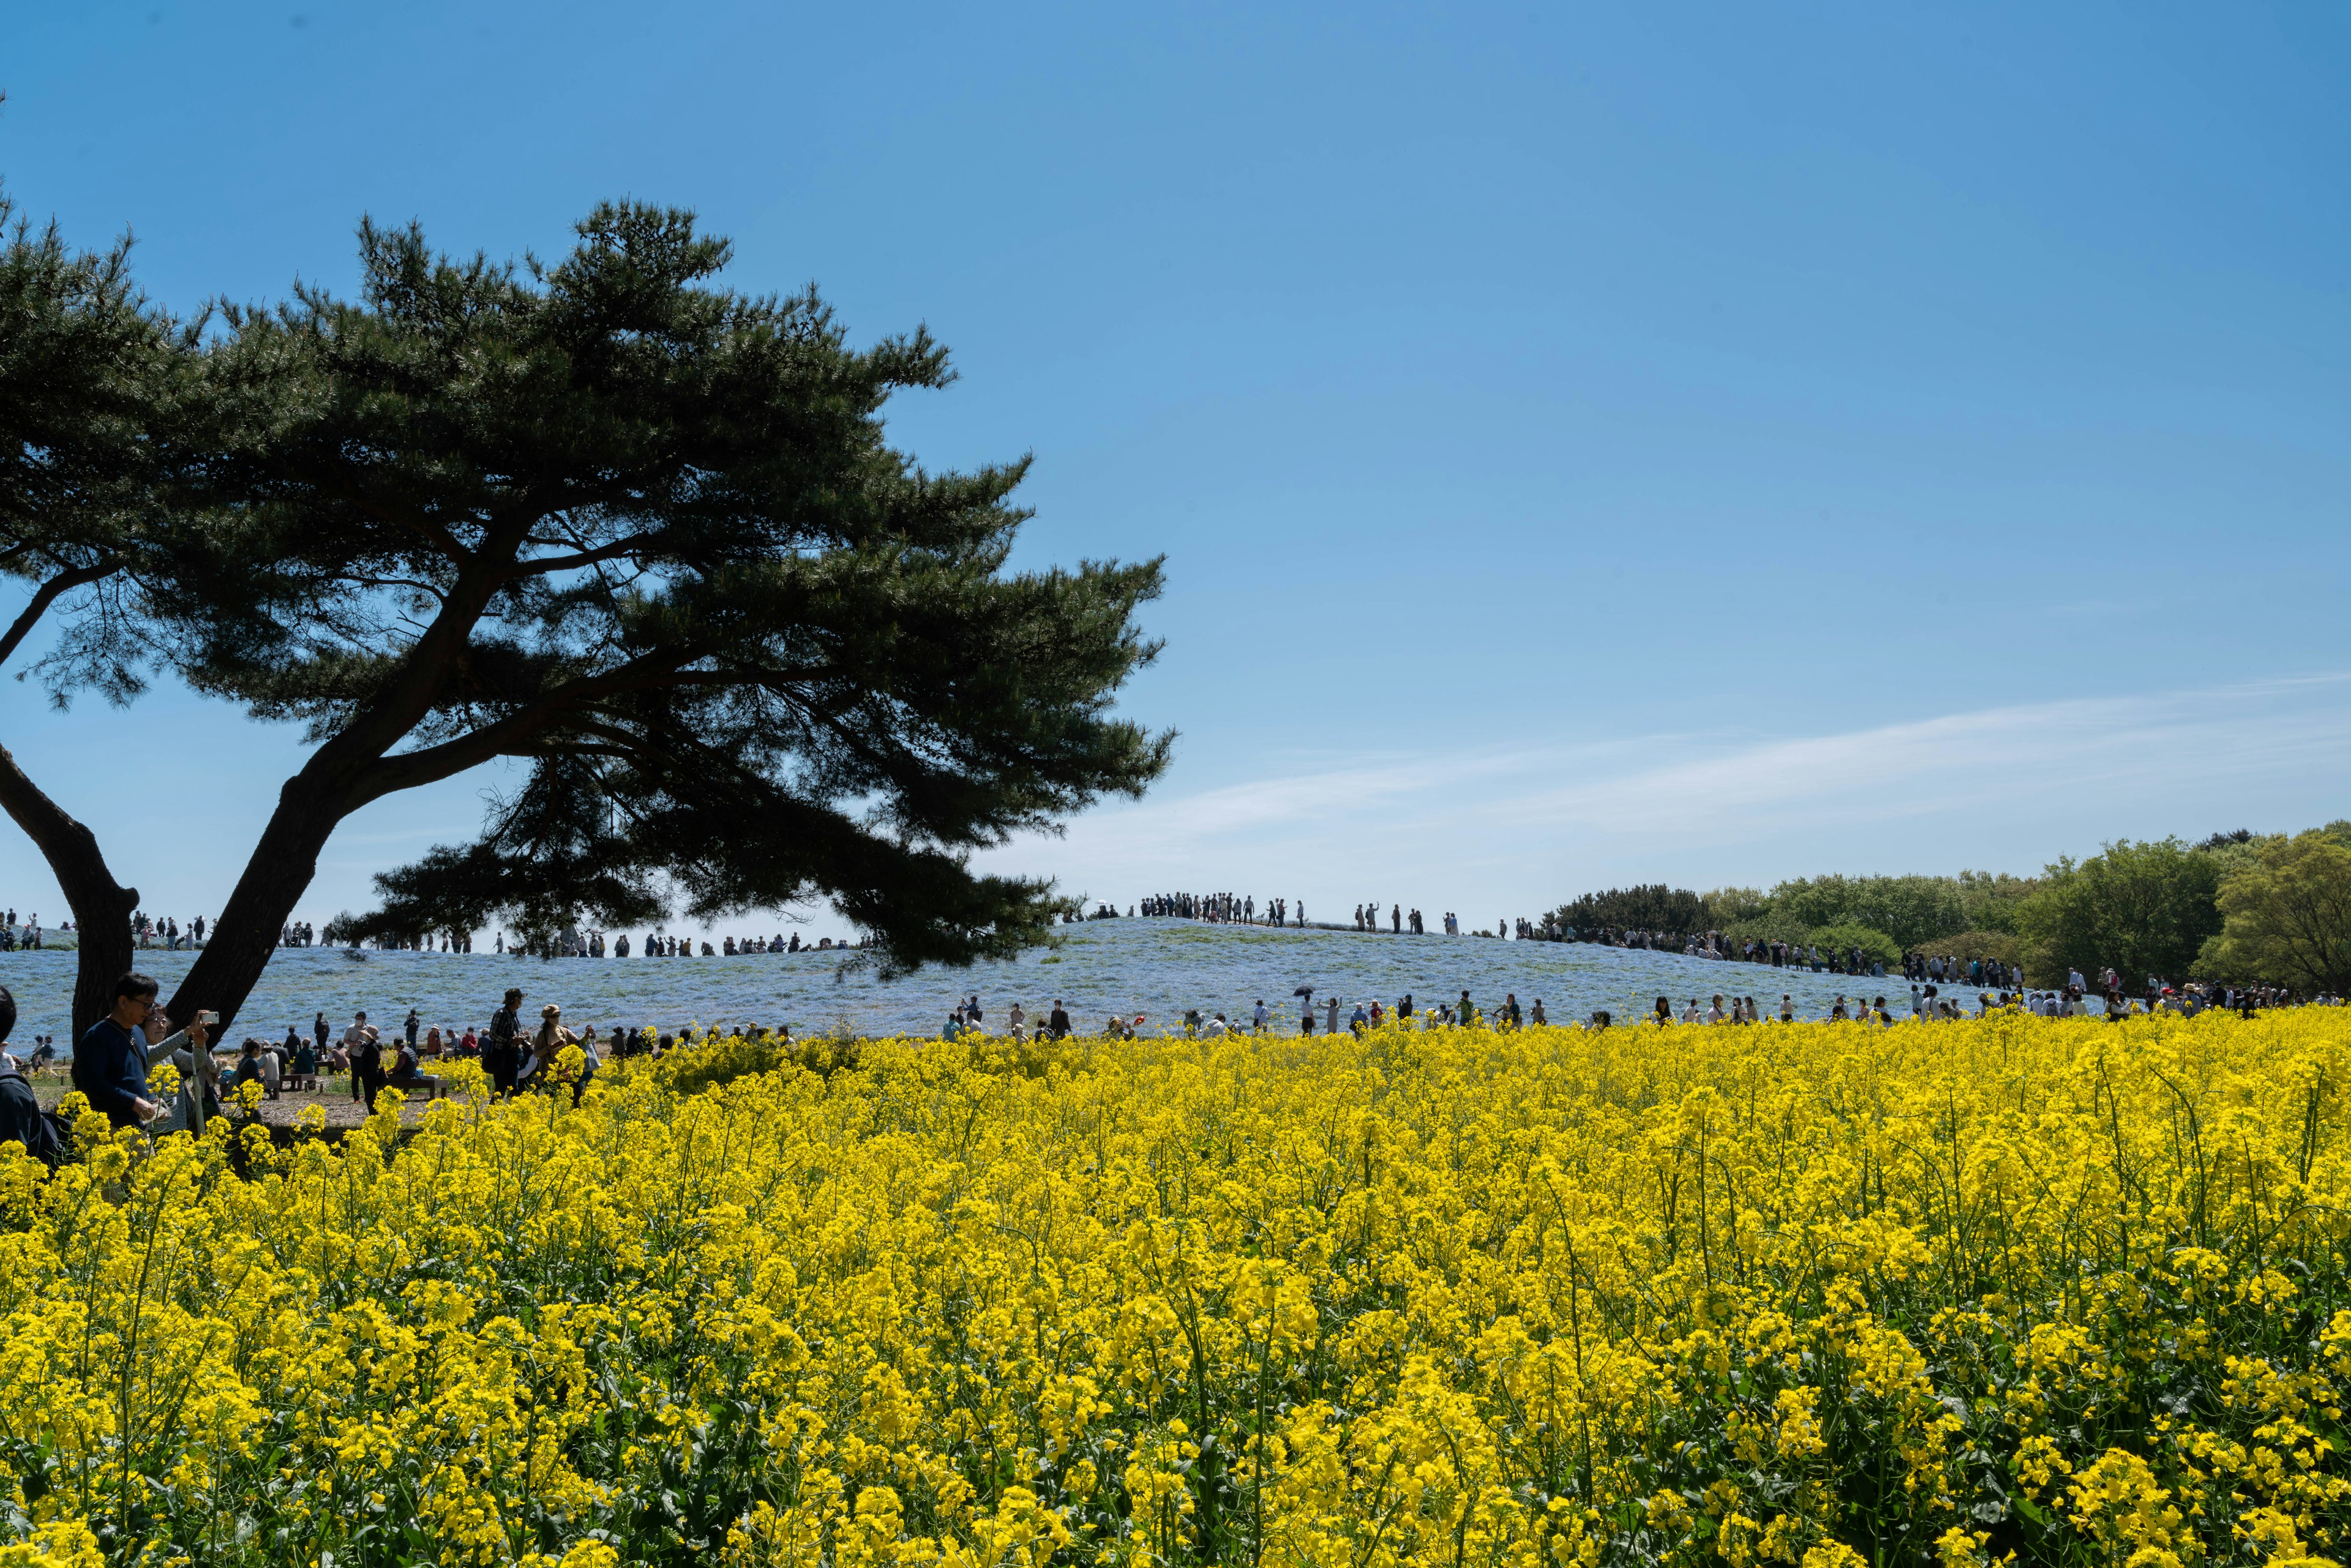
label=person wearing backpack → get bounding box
[0,986,66,1166]
[348,1023,385,1112]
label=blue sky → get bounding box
[1,1,2347,934]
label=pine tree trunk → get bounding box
[0,742,138,1037]
[162,779,349,1038]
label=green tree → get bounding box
[1811,921,1902,970]
[0,192,189,1030]
[1702,885,1772,924]
[4,202,1170,1032]
[1954,869,2039,934]
[1549,885,1711,937]
[2014,838,2222,988]
[2195,830,2351,996]
[1769,873,1967,950]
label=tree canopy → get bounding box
[2014,838,2224,988]
[0,200,1170,1030]
[0,190,189,1026]
[1548,885,1711,937]
[2196,826,2351,996]
[1768,874,1966,951]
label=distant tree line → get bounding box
[1549,823,2351,994]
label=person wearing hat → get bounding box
[485,987,525,1095]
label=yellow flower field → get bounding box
[4,1011,2350,1567]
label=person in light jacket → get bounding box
[146,1008,217,1138]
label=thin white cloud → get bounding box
[1498,675,2351,836]
[991,672,2351,906]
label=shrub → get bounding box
[1809,920,1902,969]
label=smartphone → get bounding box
[196,1010,219,1027]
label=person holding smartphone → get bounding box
[151,1013,220,1136]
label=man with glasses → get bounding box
[74,972,167,1130]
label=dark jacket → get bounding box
[74,1018,149,1130]
[0,1057,63,1165]
[485,1005,522,1066]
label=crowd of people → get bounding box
[1139,893,1303,925]
[133,912,206,950]
[317,929,860,956]
[935,971,2337,1051]
[1,951,2336,1165]
[0,972,816,1160]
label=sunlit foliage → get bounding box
[4,1010,2350,1566]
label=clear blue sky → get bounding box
[2,1,2347,934]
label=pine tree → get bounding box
[0,192,187,1032]
[4,200,1170,1030]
